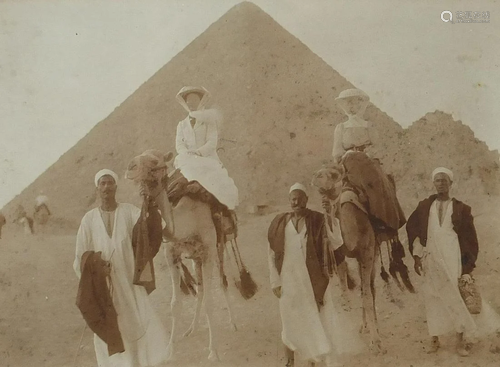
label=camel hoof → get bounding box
[208,350,220,361]
[370,341,386,355]
[183,326,195,338]
[359,325,369,334]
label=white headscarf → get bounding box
[94,169,119,187]
[289,182,308,196]
[432,167,454,181]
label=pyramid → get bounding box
[2,2,498,226]
[396,111,500,198]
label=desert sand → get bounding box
[1,194,500,367]
[1,2,500,367]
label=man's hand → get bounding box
[272,286,282,298]
[96,252,111,276]
[414,255,423,276]
[321,197,331,213]
[461,274,472,284]
[102,261,111,277]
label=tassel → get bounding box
[235,267,258,300]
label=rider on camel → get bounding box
[168,86,239,244]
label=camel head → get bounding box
[311,164,344,200]
[126,149,174,184]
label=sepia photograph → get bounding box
[1,0,499,366]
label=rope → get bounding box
[73,323,87,367]
[230,239,244,272]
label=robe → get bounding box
[268,218,364,363]
[74,203,168,367]
[412,200,477,336]
[174,115,238,210]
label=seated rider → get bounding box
[330,88,405,236]
[168,86,239,243]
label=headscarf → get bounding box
[94,169,119,187]
[432,167,454,181]
[289,182,308,196]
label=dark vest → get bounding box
[268,209,330,306]
[406,195,479,274]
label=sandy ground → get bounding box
[1,196,500,367]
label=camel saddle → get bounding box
[340,152,406,239]
[165,169,237,244]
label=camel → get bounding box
[312,164,413,354]
[34,204,50,228]
[126,149,256,362]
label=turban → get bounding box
[94,169,119,187]
[289,182,308,196]
[432,167,454,181]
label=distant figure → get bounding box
[407,167,478,356]
[170,86,238,244]
[0,212,6,239]
[74,169,169,367]
[268,183,363,367]
[34,191,51,225]
[14,205,34,235]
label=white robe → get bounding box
[74,203,169,367]
[269,219,364,364]
[413,200,477,336]
[174,115,239,210]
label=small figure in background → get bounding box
[14,205,34,235]
[0,212,6,239]
[34,191,51,226]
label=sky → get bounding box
[1,0,499,207]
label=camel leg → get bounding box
[165,247,181,361]
[183,260,203,337]
[202,253,219,361]
[222,283,237,331]
[359,248,385,354]
[358,263,368,334]
[340,203,384,354]
[217,242,237,331]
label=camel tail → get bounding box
[390,238,416,293]
[179,262,197,296]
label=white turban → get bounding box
[432,167,454,181]
[94,169,119,187]
[289,182,308,196]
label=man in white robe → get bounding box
[267,183,364,367]
[74,169,169,367]
[406,167,478,356]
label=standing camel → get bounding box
[126,149,256,361]
[312,165,382,354]
[312,165,412,354]
[312,165,415,354]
